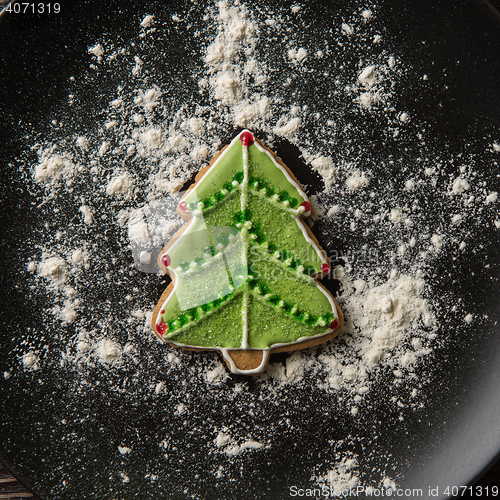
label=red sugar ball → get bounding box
[329,318,339,330]
[156,320,167,336]
[240,131,254,146]
[300,201,311,213]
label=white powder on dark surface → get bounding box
[346,172,369,190]
[214,430,266,456]
[22,352,38,370]
[315,456,360,492]
[140,15,154,28]
[6,1,500,497]
[88,43,104,63]
[96,339,122,364]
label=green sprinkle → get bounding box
[234,171,244,183]
[305,314,318,326]
[278,190,290,202]
[267,243,277,253]
[233,211,245,224]
[248,278,259,289]
[268,295,280,305]
[322,312,334,324]
[293,309,304,321]
[223,182,234,192]
[188,308,199,320]
[214,191,225,202]
[179,262,190,272]
[255,233,265,244]
[289,197,298,208]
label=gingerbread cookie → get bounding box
[151,130,343,375]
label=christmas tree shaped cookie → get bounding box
[152,130,343,375]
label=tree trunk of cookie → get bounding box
[221,349,270,375]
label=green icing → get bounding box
[167,216,212,270]
[247,193,323,273]
[203,193,242,228]
[167,292,244,348]
[247,147,304,204]
[157,131,336,350]
[246,295,328,349]
[248,250,331,316]
[182,136,306,208]
[182,140,243,207]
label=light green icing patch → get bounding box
[248,251,332,317]
[167,292,244,348]
[246,295,328,349]
[182,139,243,207]
[248,193,324,272]
[167,217,212,270]
[157,131,335,351]
[247,144,305,204]
[181,136,306,209]
[174,254,234,311]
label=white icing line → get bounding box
[241,141,250,350]
[241,292,249,349]
[293,215,328,267]
[241,142,249,211]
